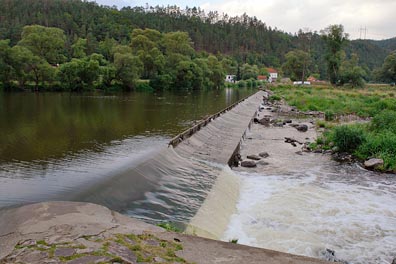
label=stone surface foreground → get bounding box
[0,201,329,264]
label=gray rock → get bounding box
[364,158,384,169]
[54,248,76,257]
[284,119,292,123]
[247,155,261,161]
[259,152,269,158]
[241,160,257,168]
[257,160,269,166]
[392,258,396,264]
[296,124,308,132]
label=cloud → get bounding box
[200,0,396,39]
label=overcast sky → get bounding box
[94,0,395,40]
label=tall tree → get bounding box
[321,25,349,85]
[282,50,311,81]
[18,25,66,64]
[379,51,396,82]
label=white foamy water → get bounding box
[223,165,396,264]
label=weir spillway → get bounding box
[73,91,265,229]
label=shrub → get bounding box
[356,131,396,171]
[331,125,366,152]
[370,110,396,132]
[269,95,281,102]
[238,80,247,88]
[325,110,335,121]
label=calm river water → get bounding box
[0,88,254,211]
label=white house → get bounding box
[267,68,278,81]
[225,75,236,83]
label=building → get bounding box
[266,68,278,81]
[225,75,236,83]
[257,75,268,81]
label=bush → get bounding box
[238,80,247,88]
[325,110,335,121]
[269,95,281,102]
[135,81,154,92]
[331,125,366,152]
[370,110,396,132]
[356,131,396,171]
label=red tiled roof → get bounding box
[267,68,277,73]
[257,75,268,80]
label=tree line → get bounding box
[0,0,395,90]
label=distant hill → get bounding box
[0,0,394,79]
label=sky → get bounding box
[94,0,396,40]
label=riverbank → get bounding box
[0,201,328,264]
[220,96,396,263]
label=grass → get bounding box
[270,84,396,172]
[270,84,396,118]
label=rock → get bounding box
[259,117,271,126]
[364,158,384,169]
[319,248,349,264]
[257,160,269,166]
[241,160,257,168]
[392,258,396,264]
[296,124,308,132]
[247,155,261,161]
[284,119,292,123]
[258,152,269,158]
[289,123,299,128]
[295,151,303,155]
[54,248,76,257]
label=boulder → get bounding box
[247,155,261,161]
[259,152,269,158]
[296,124,308,132]
[257,160,269,166]
[364,158,384,169]
[241,160,257,168]
[284,119,292,124]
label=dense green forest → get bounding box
[0,0,395,91]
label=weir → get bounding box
[73,91,265,228]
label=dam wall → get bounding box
[70,91,265,226]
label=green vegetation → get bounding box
[1,0,396,91]
[271,85,396,117]
[271,84,396,172]
[12,233,188,263]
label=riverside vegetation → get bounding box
[271,84,396,172]
[1,0,396,92]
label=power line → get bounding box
[359,26,367,39]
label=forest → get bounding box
[0,0,395,91]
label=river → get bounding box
[1,88,395,264]
[0,88,253,216]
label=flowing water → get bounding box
[223,161,396,263]
[0,88,253,224]
[2,89,396,263]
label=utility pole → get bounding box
[359,26,367,39]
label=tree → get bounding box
[18,25,66,64]
[321,25,349,85]
[339,53,366,87]
[58,54,101,91]
[282,50,311,81]
[379,51,396,82]
[0,40,14,88]
[72,38,87,58]
[113,53,143,90]
[240,63,259,80]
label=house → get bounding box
[266,68,278,81]
[225,75,236,83]
[307,76,317,82]
[257,75,268,81]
